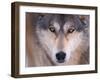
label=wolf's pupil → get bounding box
[68,28,75,33]
[49,27,55,32]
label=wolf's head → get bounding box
[36,14,89,65]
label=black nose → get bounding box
[56,51,66,63]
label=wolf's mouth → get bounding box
[57,60,65,63]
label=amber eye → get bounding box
[68,28,75,33]
[49,26,55,33]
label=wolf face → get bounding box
[36,14,89,66]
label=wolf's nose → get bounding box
[56,51,66,63]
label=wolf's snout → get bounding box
[56,51,66,63]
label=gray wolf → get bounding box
[26,13,89,67]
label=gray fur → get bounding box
[36,14,89,32]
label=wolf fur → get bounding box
[26,13,89,67]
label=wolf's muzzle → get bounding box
[56,51,66,63]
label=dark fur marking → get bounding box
[36,14,89,32]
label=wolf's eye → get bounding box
[49,26,55,33]
[68,28,75,33]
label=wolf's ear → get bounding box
[38,14,45,20]
[79,15,89,26]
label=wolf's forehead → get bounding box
[51,14,87,32]
[36,14,88,32]
[51,15,76,28]
[52,15,74,24]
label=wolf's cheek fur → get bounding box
[64,32,83,61]
[62,31,89,65]
[36,29,58,62]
